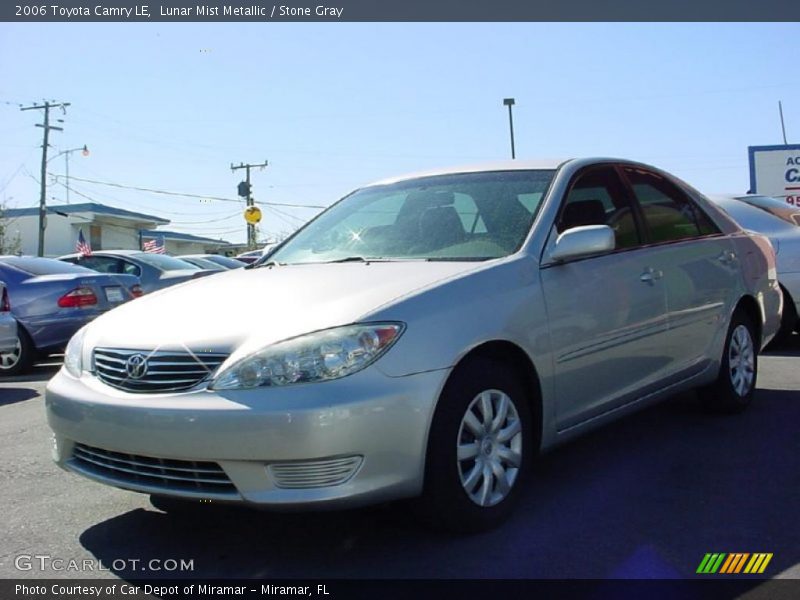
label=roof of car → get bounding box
[366,159,571,187]
[58,249,146,259]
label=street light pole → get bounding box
[48,145,89,205]
[63,145,88,204]
[503,98,516,160]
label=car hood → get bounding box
[82,261,482,356]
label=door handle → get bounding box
[718,251,736,264]
[640,267,663,284]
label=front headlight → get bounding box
[210,322,404,390]
[63,327,87,378]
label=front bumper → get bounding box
[45,365,448,508]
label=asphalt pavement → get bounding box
[0,340,798,581]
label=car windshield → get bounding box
[0,256,94,276]
[269,170,555,264]
[134,253,200,271]
[737,195,800,226]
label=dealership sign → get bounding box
[748,144,800,206]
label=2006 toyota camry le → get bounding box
[46,158,782,532]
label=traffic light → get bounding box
[237,181,251,197]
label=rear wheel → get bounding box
[705,309,758,413]
[420,358,533,533]
[0,328,34,377]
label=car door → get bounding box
[619,166,738,375]
[539,165,672,430]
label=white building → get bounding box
[3,202,232,257]
[3,202,168,257]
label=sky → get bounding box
[1,22,798,246]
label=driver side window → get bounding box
[557,166,641,250]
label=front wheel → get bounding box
[705,309,758,413]
[420,358,533,533]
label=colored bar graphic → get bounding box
[701,553,773,575]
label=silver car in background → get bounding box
[0,281,17,354]
[46,159,781,532]
[708,194,800,341]
[57,250,215,293]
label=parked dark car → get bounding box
[58,250,215,294]
[177,256,226,271]
[0,256,142,375]
[181,254,245,270]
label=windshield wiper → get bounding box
[327,256,371,263]
[249,260,284,269]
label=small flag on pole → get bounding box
[76,229,92,256]
[143,235,166,254]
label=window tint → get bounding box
[623,167,717,243]
[78,256,122,274]
[557,167,640,249]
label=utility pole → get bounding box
[231,160,268,249]
[21,100,70,256]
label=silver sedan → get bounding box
[707,194,800,341]
[46,159,782,532]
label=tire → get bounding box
[419,357,533,533]
[705,309,758,414]
[0,327,35,377]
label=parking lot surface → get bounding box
[1,340,798,580]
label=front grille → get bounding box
[93,348,228,393]
[70,443,238,496]
[268,456,363,489]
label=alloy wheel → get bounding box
[0,337,21,371]
[728,324,755,397]
[456,389,523,507]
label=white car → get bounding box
[0,281,18,355]
[708,195,799,341]
[46,159,781,531]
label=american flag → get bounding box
[143,235,166,254]
[76,229,92,256]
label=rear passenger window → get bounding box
[557,167,641,250]
[623,167,718,243]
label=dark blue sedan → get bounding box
[0,256,142,376]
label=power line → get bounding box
[53,173,326,208]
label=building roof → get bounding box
[3,202,169,225]
[141,230,231,245]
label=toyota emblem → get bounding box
[125,354,149,380]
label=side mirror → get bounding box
[550,225,615,262]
